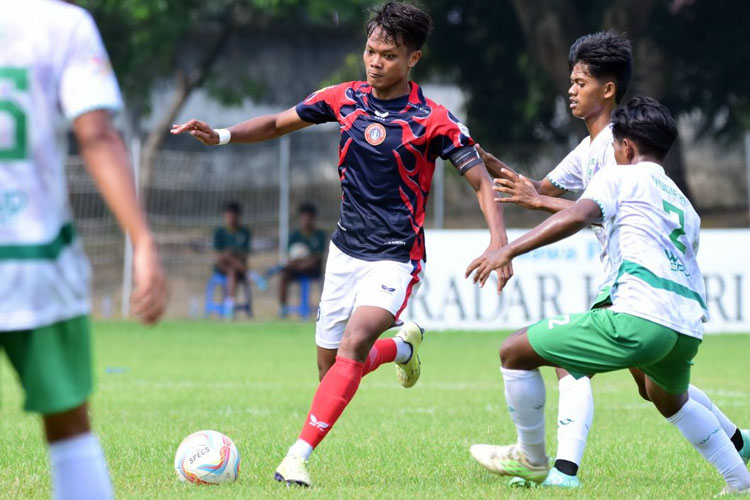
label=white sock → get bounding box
[688,384,738,438]
[501,367,547,466]
[48,432,113,500]
[393,337,413,364]
[667,399,750,490]
[288,439,313,460]
[556,375,594,467]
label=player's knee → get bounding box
[499,337,518,368]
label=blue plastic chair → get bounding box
[281,276,314,318]
[205,272,252,318]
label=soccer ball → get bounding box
[174,430,240,484]
[288,242,311,260]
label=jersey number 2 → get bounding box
[0,67,28,160]
[662,200,687,254]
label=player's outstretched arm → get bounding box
[74,110,167,324]
[494,168,575,213]
[170,107,311,145]
[466,199,601,287]
[463,164,513,293]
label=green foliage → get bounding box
[1,320,748,499]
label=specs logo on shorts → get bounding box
[365,123,386,146]
[381,284,396,294]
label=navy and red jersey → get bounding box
[295,81,477,263]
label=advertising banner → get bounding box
[404,229,750,333]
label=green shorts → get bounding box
[527,309,701,394]
[1,315,93,414]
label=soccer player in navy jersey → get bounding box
[172,1,512,486]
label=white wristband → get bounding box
[215,128,231,145]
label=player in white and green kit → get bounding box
[479,31,750,488]
[466,96,750,495]
[1,1,167,499]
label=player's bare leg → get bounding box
[644,377,750,494]
[316,347,337,380]
[629,368,750,463]
[43,403,113,500]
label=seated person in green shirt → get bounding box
[280,202,327,313]
[214,201,251,317]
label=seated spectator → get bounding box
[214,201,251,317]
[280,202,327,315]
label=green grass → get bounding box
[1,321,748,499]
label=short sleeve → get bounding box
[547,140,586,192]
[213,228,224,251]
[295,84,347,124]
[580,168,619,221]
[59,11,123,121]
[431,110,476,172]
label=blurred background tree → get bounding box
[81,0,750,203]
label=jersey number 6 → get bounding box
[0,67,29,161]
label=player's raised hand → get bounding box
[496,262,514,294]
[130,241,168,325]
[465,247,513,288]
[170,119,219,145]
[494,169,542,210]
[475,144,517,179]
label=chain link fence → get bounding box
[67,128,750,320]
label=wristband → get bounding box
[215,128,231,145]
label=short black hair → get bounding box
[299,202,317,216]
[611,96,678,160]
[366,1,433,52]
[223,201,242,215]
[568,30,632,103]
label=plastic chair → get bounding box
[281,276,315,318]
[204,272,252,318]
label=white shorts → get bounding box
[315,242,425,349]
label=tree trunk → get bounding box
[138,23,234,204]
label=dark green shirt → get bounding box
[288,229,327,256]
[214,226,251,256]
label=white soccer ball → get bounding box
[174,430,240,484]
[288,242,311,260]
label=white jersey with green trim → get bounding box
[546,125,617,295]
[0,0,123,330]
[580,161,707,338]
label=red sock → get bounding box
[362,338,398,376]
[298,356,364,449]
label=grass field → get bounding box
[1,321,748,499]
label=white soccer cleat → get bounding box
[395,322,424,388]
[715,486,750,497]
[470,444,550,484]
[274,454,311,487]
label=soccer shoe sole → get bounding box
[274,471,310,488]
[470,444,549,484]
[395,322,424,388]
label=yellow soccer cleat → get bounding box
[470,444,550,484]
[274,454,311,488]
[395,322,424,388]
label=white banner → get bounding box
[404,229,750,333]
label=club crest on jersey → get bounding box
[365,123,386,146]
